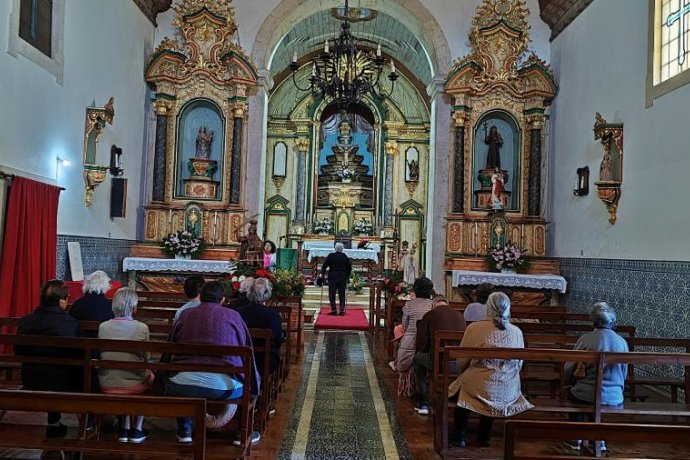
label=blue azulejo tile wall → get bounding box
[559,258,690,339]
[56,235,136,283]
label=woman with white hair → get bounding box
[564,302,628,451]
[236,278,282,377]
[98,287,152,443]
[70,270,114,334]
[320,242,352,315]
[448,291,533,448]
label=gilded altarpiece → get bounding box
[264,62,431,270]
[138,0,258,258]
[444,0,558,273]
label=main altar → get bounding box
[443,0,561,299]
[130,0,259,263]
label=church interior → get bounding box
[1,0,690,458]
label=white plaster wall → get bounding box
[548,0,690,261]
[0,0,154,240]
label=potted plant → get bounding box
[312,217,334,235]
[348,271,366,295]
[486,241,529,274]
[162,231,205,259]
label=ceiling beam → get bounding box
[538,0,594,40]
[132,0,173,26]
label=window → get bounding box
[7,0,64,83]
[648,0,690,105]
[19,0,53,57]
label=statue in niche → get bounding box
[407,159,419,181]
[600,151,612,181]
[484,124,503,169]
[336,119,357,167]
[397,240,409,271]
[239,219,263,267]
[195,126,214,159]
[490,168,504,209]
[402,243,419,285]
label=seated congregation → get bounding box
[0,271,291,458]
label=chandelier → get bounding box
[289,0,398,112]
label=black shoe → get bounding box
[478,438,491,447]
[339,311,346,316]
[328,311,338,316]
[46,423,68,438]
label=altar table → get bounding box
[306,248,379,264]
[123,257,235,288]
[451,270,567,304]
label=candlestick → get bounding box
[213,211,218,245]
[168,209,172,223]
[474,222,478,255]
[520,224,525,247]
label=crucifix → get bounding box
[666,1,690,65]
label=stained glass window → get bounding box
[656,0,690,84]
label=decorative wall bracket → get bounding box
[83,97,115,206]
[593,113,623,225]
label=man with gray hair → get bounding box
[320,242,352,316]
[70,270,114,336]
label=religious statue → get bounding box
[490,168,504,209]
[407,159,419,181]
[402,244,419,285]
[195,126,214,159]
[239,219,263,267]
[484,124,503,169]
[600,151,612,181]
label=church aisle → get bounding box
[278,331,410,460]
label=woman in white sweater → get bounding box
[98,288,152,443]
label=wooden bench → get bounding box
[0,389,206,459]
[136,291,186,301]
[434,347,600,456]
[248,327,272,433]
[0,333,257,459]
[504,420,690,459]
[625,337,690,402]
[268,296,303,359]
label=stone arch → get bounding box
[251,0,452,77]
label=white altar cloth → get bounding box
[306,248,378,264]
[303,240,381,252]
[123,257,235,273]
[451,270,567,293]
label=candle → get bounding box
[292,52,297,63]
[324,40,329,54]
[168,209,172,223]
[213,212,218,244]
[521,224,525,246]
[391,60,396,74]
[376,44,382,57]
[474,222,478,254]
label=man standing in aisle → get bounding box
[320,242,352,316]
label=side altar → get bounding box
[131,0,259,261]
[443,0,561,299]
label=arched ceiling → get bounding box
[269,7,432,87]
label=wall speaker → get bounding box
[110,177,127,218]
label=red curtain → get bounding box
[0,176,62,317]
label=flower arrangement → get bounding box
[353,217,373,235]
[162,231,205,258]
[348,271,366,294]
[312,217,334,234]
[486,241,529,272]
[273,268,306,297]
[337,167,356,181]
[381,271,412,299]
[219,262,275,298]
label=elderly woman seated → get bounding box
[564,302,628,452]
[70,270,114,333]
[236,277,282,377]
[98,288,152,443]
[448,292,533,448]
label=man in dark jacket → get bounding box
[15,279,83,436]
[69,270,114,337]
[413,295,466,415]
[320,242,352,316]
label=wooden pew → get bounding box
[136,291,186,301]
[625,337,690,402]
[0,390,206,459]
[272,305,293,380]
[0,333,257,459]
[268,296,303,359]
[435,347,600,456]
[504,420,690,460]
[248,328,272,434]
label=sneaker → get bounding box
[597,440,607,452]
[456,437,467,448]
[388,361,397,372]
[415,404,430,416]
[564,439,582,450]
[269,407,277,417]
[233,431,261,446]
[128,429,149,444]
[118,429,129,443]
[176,430,192,443]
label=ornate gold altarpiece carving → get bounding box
[444,0,558,274]
[136,0,258,259]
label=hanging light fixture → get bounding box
[289,0,398,112]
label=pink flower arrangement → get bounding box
[487,241,528,272]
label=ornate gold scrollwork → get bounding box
[83,97,114,207]
[593,112,623,225]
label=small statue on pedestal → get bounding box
[239,219,263,267]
